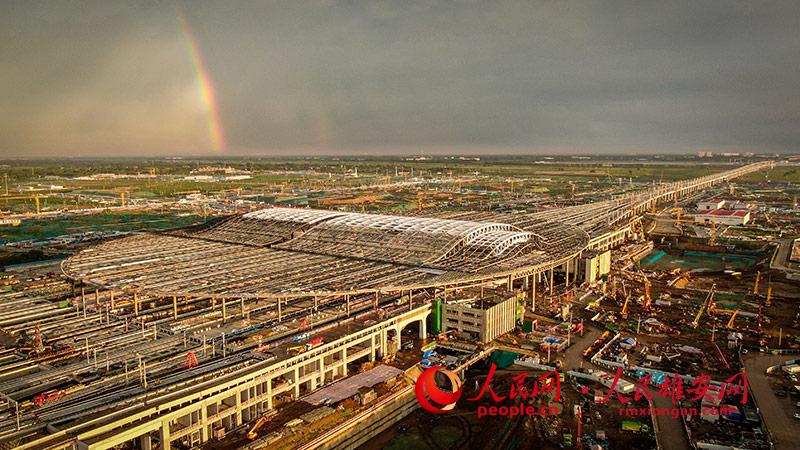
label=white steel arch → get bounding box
[244,208,345,224]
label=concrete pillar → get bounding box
[199,405,208,443]
[173,296,178,320]
[342,348,348,377]
[134,292,139,316]
[95,289,99,305]
[110,291,115,309]
[266,377,273,410]
[565,260,570,286]
[233,391,242,426]
[222,297,226,323]
[160,419,171,450]
[549,268,554,295]
[293,368,300,398]
[420,318,426,338]
[240,297,245,319]
[531,276,536,312]
[277,298,282,322]
[140,433,152,450]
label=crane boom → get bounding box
[692,284,716,328]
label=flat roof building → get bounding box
[698,199,726,210]
[695,209,750,225]
[443,290,520,343]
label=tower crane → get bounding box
[1,195,47,214]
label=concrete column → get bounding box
[173,296,178,320]
[95,289,99,305]
[346,294,350,316]
[293,368,300,398]
[200,405,208,442]
[420,318,427,338]
[134,292,139,316]
[549,268,554,295]
[531,276,536,312]
[140,434,152,450]
[320,357,326,385]
[160,419,171,450]
[277,298,282,322]
[342,348,348,377]
[110,291,115,309]
[235,387,242,426]
[222,297,226,323]
[370,337,376,361]
[266,377,273,410]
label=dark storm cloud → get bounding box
[1,0,799,156]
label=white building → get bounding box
[695,210,750,225]
[697,199,726,210]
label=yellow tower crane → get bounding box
[1,195,46,214]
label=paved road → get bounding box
[562,325,603,369]
[743,353,800,450]
[563,325,690,450]
[651,394,690,450]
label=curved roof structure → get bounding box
[62,207,588,298]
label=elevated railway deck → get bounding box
[0,161,772,449]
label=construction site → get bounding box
[2,159,799,450]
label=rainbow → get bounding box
[176,9,226,153]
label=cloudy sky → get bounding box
[1,1,799,157]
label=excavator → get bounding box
[691,283,716,328]
[247,415,273,439]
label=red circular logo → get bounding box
[415,366,462,413]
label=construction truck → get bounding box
[287,338,324,356]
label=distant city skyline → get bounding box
[1,1,799,157]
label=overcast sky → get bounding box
[2,1,799,157]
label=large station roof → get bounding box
[62,208,588,298]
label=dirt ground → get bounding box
[363,366,656,450]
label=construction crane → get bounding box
[621,294,631,318]
[692,283,716,328]
[1,195,46,214]
[637,270,651,311]
[726,309,739,328]
[753,271,761,296]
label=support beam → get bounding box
[222,297,227,323]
